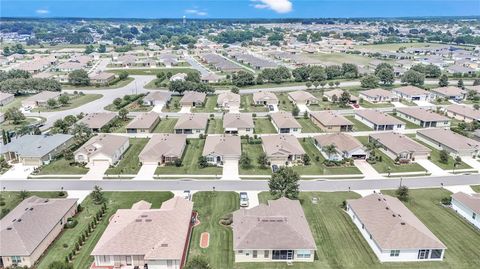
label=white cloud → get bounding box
[185,9,208,16]
[36,9,49,15]
[252,0,293,14]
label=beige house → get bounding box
[0,196,78,268]
[143,91,172,106]
[139,134,187,165]
[232,197,316,263]
[416,128,480,158]
[179,91,206,107]
[252,91,279,106]
[0,92,14,106]
[314,133,367,161]
[430,86,466,101]
[261,135,305,166]
[324,89,358,104]
[370,132,431,161]
[21,91,61,108]
[89,72,116,85]
[126,112,160,133]
[391,86,431,102]
[174,114,209,135]
[74,134,130,165]
[217,92,240,110]
[310,111,353,132]
[202,135,241,165]
[355,110,405,131]
[287,91,319,106]
[359,88,398,103]
[445,104,480,123]
[395,107,450,128]
[90,197,194,269]
[270,112,302,134]
[223,113,254,135]
[78,112,117,132]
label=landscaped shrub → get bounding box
[220,213,233,226]
[64,218,78,229]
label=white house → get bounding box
[451,192,480,229]
[355,110,405,131]
[74,134,130,165]
[313,133,367,161]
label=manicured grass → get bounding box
[36,158,89,175]
[104,94,150,112]
[0,96,27,113]
[359,101,394,108]
[162,96,182,112]
[108,118,132,133]
[240,94,268,112]
[207,118,224,134]
[192,95,218,113]
[309,52,374,65]
[152,118,178,133]
[389,113,420,129]
[354,42,447,52]
[254,118,276,134]
[344,116,373,131]
[188,192,239,268]
[296,118,323,133]
[155,139,222,175]
[472,185,480,192]
[0,191,66,219]
[31,94,102,112]
[412,138,471,170]
[276,92,294,111]
[36,192,174,269]
[105,138,148,175]
[62,77,134,90]
[0,117,41,132]
[239,141,271,175]
[400,99,418,106]
[108,68,196,76]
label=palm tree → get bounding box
[71,122,92,138]
[322,144,337,160]
[18,190,30,200]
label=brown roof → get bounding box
[314,133,363,152]
[310,111,353,126]
[347,194,446,250]
[202,135,241,157]
[360,88,395,99]
[431,86,466,97]
[252,91,278,104]
[270,112,301,129]
[446,104,480,120]
[174,114,209,130]
[356,110,405,125]
[223,113,254,129]
[288,91,318,103]
[451,192,480,215]
[396,107,450,122]
[417,128,480,152]
[370,132,431,156]
[91,197,193,260]
[126,112,159,129]
[74,134,129,158]
[262,135,305,157]
[139,134,187,162]
[180,91,206,104]
[232,197,316,250]
[0,196,77,256]
[392,86,429,96]
[217,92,240,106]
[79,113,117,129]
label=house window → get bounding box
[361,223,364,229]
[167,260,173,269]
[264,250,269,258]
[369,234,372,239]
[431,249,442,259]
[246,128,251,131]
[297,250,311,259]
[418,249,430,259]
[253,250,257,258]
[293,128,298,132]
[397,124,402,128]
[207,156,215,163]
[473,212,476,220]
[390,250,400,257]
[11,256,22,264]
[238,250,243,254]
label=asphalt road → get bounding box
[1,174,479,192]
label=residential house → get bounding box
[0,196,78,268]
[0,134,74,166]
[445,104,480,123]
[202,135,241,165]
[346,193,446,262]
[78,113,117,132]
[451,192,480,229]
[416,128,480,157]
[324,89,359,104]
[287,91,319,106]
[139,134,187,165]
[0,92,14,106]
[232,197,316,263]
[174,114,209,135]
[223,113,254,135]
[74,134,130,165]
[90,197,194,269]
[143,91,172,107]
[261,135,306,165]
[314,133,367,160]
[430,86,466,102]
[179,91,206,107]
[369,132,431,161]
[169,73,187,82]
[217,92,240,110]
[21,91,61,108]
[252,91,279,106]
[355,110,405,131]
[392,86,431,102]
[126,112,160,133]
[395,107,450,128]
[310,111,353,132]
[359,88,398,103]
[201,73,221,83]
[89,72,116,85]
[270,112,302,134]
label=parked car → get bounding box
[352,104,360,108]
[239,192,249,207]
[183,190,191,200]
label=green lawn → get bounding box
[296,118,323,133]
[152,118,178,133]
[36,192,174,269]
[309,52,374,65]
[105,138,148,175]
[412,138,471,170]
[0,96,28,113]
[276,92,294,111]
[155,139,222,175]
[400,99,418,106]
[109,118,132,133]
[254,118,276,134]
[0,117,42,132]
[359,101,394,108]
[36,158,89,175]
[108,68,196,76]
[192,95,218,113]
[207,118,224,134]
[62,77,134,90]
[240,141,272,175]
[354,42,447,52]
[240,94,268,112]
[188,192,239,267]
[472,185,480,192]
[162,96,182,112]
[30,94,102,112]
[104,94,151,112]
[0,191,66,219]
[344,116,373,131]
[389,113,420,129]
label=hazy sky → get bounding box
[1,0,479,18]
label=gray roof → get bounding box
[0,196,78,256]
[143,91,172,103]
[0,134,73,158]
[232,197,316,250]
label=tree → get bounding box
[269,167,300,199]
[303,154,311,165]
[47,98,57,108]
[457,79,464,89]
[119,108,129,120]
[84,45,95,54]
[292,105,300,117]
[48,261,73,269]
[198,156,208,168]
[438,74,449,87]
[313,81,320,89]
[230,86,239,94]
[71,122,92,138]
[4,107,25,124]
[68,70,90,86]
[184,256,211,269]
[118,71,129,80]
[339,91,351,107]
[113,98,122,108]
[306,81,312,89]
[240,153,252,169]
[396,185,409,202]
[91,185,104,205]
[401,70,425,86]
[360,75,379,88]
[98,44,107,53]
[258,152,269,168]
[58,95,70,106]
[439,149,449,164]
[18,190,30,200]
[376,68,395,85]
[323,144,337,160]
[232,71,255,87]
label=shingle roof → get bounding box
[446,104,480,120]
[360,88,395,99]
[310,111,353,126]
[139,134,187,162]
[347,194,446,250]
[74,134,128,159]
[288,91,318,103]
[180,91,206,104]
[174,114,209,130]
[79,113,117,129]
[417,128,480,152]
[261,135,305,157]
[314,133,363,152]
[232,197,316,250]
[126,112,159,129]
[451,192,480,215]
[252,91,278,104]
[0,196,77,256]
[0,134,73,158]
[223,113,254,129]
[356,110,405,125]
[217,92,240,106]
[392,86,429,96]
[143,91,172,103]
[202,135,241,157]
[396,107,450,122]
[370,132,431,156]
[270,112,301,129]
[23,91,61,103]
[431,86,466,97]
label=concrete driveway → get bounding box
[134,164,158,180]
[179,106,191,113]
[222,159,239,180]
[460,157,480,173]
[413,100,434,107]
[416,159,449,176]
[229,106,240,113]
[152,104,164,113]
[0,163,36,179]
[353,160,383,179]
[82,161,110,180]
[444,185,476,194]
[391,102,407,108]
[297,104,309,113]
